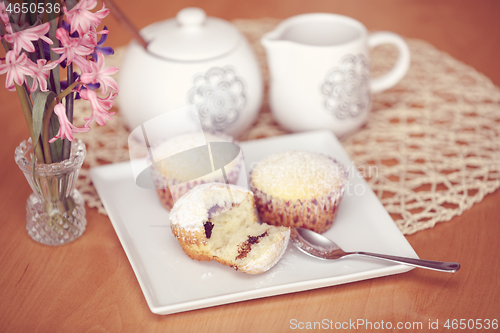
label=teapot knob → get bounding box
[176,7,206,27]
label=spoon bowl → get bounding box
[290,228,460,273]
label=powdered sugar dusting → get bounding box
[169,183,251,231]
[251,151,348,200]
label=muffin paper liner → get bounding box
[151,154,243,211]
[250,159,348,234]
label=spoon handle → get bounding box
[355,252,460,273]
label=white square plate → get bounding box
[90,130,417,315]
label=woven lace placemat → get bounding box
[74,18,500,235]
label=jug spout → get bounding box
[261,18,305,49]
[260,31,288,49]
[261,32,295,78]
[262,13,368,48]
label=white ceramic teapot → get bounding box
[118,8,263,137]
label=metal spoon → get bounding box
[290,228,460,273]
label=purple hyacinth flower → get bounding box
[62,20,79,38]
[42,41,52,61]
[86,82,101,90]
[92,26,114,60]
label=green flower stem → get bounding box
[62,64,74,160]
[23,82,34,110]
[48,10,61,95]
[42,81,82,163]
[15,83,45,163]
[48,113,62,162]
[42,125,54,165]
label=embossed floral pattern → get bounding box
[321,54,370,120]
[187,67,246,131]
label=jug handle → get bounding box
[369,32,411,94]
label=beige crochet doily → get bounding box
[74,19,500,235]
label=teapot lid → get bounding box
[144,8,240,61]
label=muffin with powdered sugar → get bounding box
[169,183,290,274]
[250,151,348,234]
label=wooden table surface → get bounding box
[1,1,499,332]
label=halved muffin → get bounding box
[169,183,290,274]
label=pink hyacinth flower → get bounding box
[28,59,59,92]
[0,50,34,91]
[49,103,90,143]
[79,88,116,127]
[64,0,110,36]
[80,52,118,95]
[3,23,53,55]
[80,26,108,52]
[51,27,93,72]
